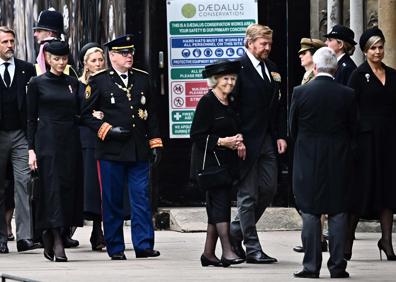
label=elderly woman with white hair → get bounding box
[190,60,246,267]
[345,27,396,261]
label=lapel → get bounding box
[11,59,25,110]
[128,69,134,88]
[241,54,267,90]
[109,68,126,90]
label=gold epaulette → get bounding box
[91,69,108,77]
[132,67,149,75]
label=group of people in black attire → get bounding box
[190,22,396,279]
[1,8,162,262]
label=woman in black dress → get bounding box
[78,42,106,251]
[190,60,246,267]
[346,27,396,260]
[27,41,83,262]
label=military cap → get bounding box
[359,27,385,51]
[44,41,69,56]
[324,25,357,45]
[298,38,326,54]
[202,60,241,78]
[33,8,64,34]
[79,42,102,64]
[104,34,134,51]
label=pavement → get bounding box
[1,226,396,282]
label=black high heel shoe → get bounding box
[220,256,245,267]
[377,239,396,261]
[200,254,222,267]
[42,230,54,261]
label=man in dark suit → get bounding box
[0,26,39,253]
[81,35,163,260]
[290,47,356,279]
[324,25,357,85]
[230,24,287,264]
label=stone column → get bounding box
[378,0,396,68]
[310,0,320,38]
[350,0,364,65]
[327,0,341,32]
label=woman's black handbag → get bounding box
[197,135,232,190]
[27,170,40,202]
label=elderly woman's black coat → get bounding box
[347,62,396,218]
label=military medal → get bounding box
[138,109,148,120]
[141,95,146,105]
[110,93,115,104]
[68,85,73,94]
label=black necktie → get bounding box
[259,61,270,83]
[3,62,10,88]
[120,74,128,80]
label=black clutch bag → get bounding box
[197,135,232,190]
[27,170,40,202]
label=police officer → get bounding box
[324,25,357,85]
[32,8,77,77]
[81,34,163,260]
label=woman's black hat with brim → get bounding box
[44,41,69,56]
[202,60,241,78]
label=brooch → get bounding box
[138,109,148,120]
[85,85,91,99]
[365,73,370,82]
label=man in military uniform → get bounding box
[324,25,357,85]
[81,35,163,260]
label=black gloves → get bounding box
[107,126,131,140]
[151,147,163,167]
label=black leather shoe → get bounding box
[135,249,160,258]
[200,254,222,267]
[111,252,127,260]
[0,242,9,254]
[293,270,319,278]
[220,256,245,267]
[293,245,304,253]
[246,251,277,264]
[230,239,246,260]
[63,236,79,248]
[330,271,349,278]
[16,239,40,252]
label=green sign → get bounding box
[172,110,195,122]
[171,68,204,79]
[172,123,191,135]
[170,20,255,35]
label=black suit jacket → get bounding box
[334,54,357,85]
[0,58,36,130]
[81,67,161,162]
[231,53,286,176]
[289,75,357,214]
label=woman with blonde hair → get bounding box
[78,42,106,251]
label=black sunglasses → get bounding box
[112,48,135,57]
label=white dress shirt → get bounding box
[0,57,15,86]
[245,49,271,81]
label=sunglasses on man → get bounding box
[112,48,135,57]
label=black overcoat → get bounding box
[231,54,287,178]
[289,75,356,214]
[334,54,357,85]
[347,62,396,217]
[26,72,84,230]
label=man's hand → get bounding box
[106,126,131,140]
[28,150,38,171]
[277,139,287,154]
[151,147,163,167]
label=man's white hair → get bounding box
[313,47,338,74]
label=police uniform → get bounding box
[81,35,162,259]
[324,25,357,85]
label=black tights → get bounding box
[345,209,394,255]
[203,222,239,260]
